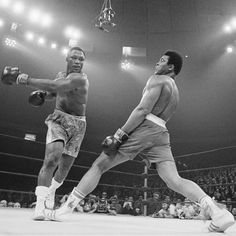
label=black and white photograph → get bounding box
[0,0,236,235]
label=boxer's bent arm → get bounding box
[27,73,87,92]
[121,80,163,134]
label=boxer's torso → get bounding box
[143,75,179,122]
[55,72,89,116]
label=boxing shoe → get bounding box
[201,197,235,232]
[43,208,66,222]
[33,203,45,221]
[45,190,55,209]
[44,189,80,221]
[33,186,49,221]
[208,208,235,232]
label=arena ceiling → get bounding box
[0,0,236,168]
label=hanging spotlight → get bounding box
[37,37,45,45]
[10,22,20,32]
[95,0,116,32]
[61,47,69,55]
[226,45,233,54]
[50,42,57,49]
[69,38,78,47]
[4,37,16,47]
[121,59,132,70]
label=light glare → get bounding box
[38,37,45,45]
[25,31,34,41]
[62,47,69,55]
[0,0,11,8]
[41,14,52,27]
[122,47,131,56]
[0,18,4,27]
[230,18,236,29]
[223,24,232,34]
[51,42,57,49]
[64,26,81,39]
[13,2,25,14]
[28,9,41,23]
[226,46,233,54]
[121,59,132,70]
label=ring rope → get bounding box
[1,151,236,176]
[147,163,236,176]
[0,170,143,190]
[149,182,236,191]
[0,151,142,176]
[0,133,142,164]
[1,168,235,191]
[0,188,34,195]
[1,133,235,164]
[174,145,236,159]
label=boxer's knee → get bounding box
[165,175,183,191]
[92,153,111,174]
[59,154,74,171]
[92,160,107,174]
[158,169,182,191]
[157,161,184,191]
[43,151,61,169]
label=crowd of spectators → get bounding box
[148,166,236,202]
[1,166,236,219]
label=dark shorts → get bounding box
[45,109,86,158]
[117,119,174,165]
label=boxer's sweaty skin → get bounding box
[55,49,88,116]
[141,74,179,123]
[121,54,179,134]
[27,49,89,116]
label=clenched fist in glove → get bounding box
[28,90,47,107]
[1,66,29,85]
[101,128,129,156]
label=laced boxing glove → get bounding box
[101,128,129,156]
[1,66,29,85]
[28,90,47,107]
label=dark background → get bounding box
[0,0,236,189]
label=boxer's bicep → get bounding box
[137,83,163,114]
[54,73,87,92]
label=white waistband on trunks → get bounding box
[145,113,166,128]
[55,109,86,120]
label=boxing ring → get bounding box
[0,133,236,235]
[1,208,235,236]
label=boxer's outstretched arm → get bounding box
[27,73,87,92]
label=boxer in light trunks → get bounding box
[1,47,88,220]
[46,50,233,231]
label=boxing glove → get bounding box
[1,66,29,85]
[28,90,47,107]
[101,128,129,156]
